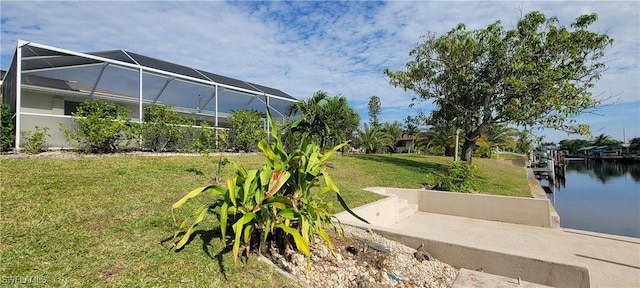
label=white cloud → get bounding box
[1,0,638,141]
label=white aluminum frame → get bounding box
[10,40,297,150]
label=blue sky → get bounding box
[1,1,638,144]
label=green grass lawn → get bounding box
[0,153,528,287]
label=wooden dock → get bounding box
[530,151,566,184]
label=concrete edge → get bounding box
[339,221,590,288]
[527,170,561,228]
[363,187,556,228]
[453,268,554,288]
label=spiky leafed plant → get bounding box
[171,108,368,269]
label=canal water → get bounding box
[545,160,640,238]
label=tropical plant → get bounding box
[20,126,50,154]
[216,129,230,151]
[171,109,368,268]
[0,103,14,152]
[60,100,136,153]
[424,161,479,193]
[385,11,613,163]
[504,138,518,153]
[229,110,264,152]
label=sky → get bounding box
[1,0,638,144]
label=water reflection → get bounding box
[564,160,640,184]
[547,160,640,238]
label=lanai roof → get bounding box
[5,40,296,120]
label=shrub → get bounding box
[60,100,136,153]
[141,105,195,152]
[229,110,263,151]
[0,103,15,152]
[424,161,479,193]
[192,121,229,153]
[20,126,50,154]
[171,109,368,268]
[215,129,229,151]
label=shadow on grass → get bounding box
[185,167,205,176]
[350,154,448,174]
[511,157,526,167]
[161,227,234,280]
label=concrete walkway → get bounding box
[337,187,640,287]
[390,211,640,288]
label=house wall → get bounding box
[19,89,140,149]
[17,88,230,150]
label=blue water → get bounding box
[545,160,640,238]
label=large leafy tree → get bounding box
[558,138,592,154]
[287,91,327,146]
[385,11,613,163]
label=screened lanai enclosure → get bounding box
[1,40,298,150]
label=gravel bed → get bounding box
[265,225,458,288]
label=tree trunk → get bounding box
[460,138,476,164]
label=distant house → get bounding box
[1,40,298,150]
[395,133,412,153]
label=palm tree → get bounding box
[380,121,403,153]
[514,129,533,154]
[356,123,394,153]
[322,95,360,150]
[286,91,328,145]
[478,124,517,158]
[592,134,621,146]
[405,125,420,153]
[286,91,359,151]
[475,135,492,158]
[416,125,456,155]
